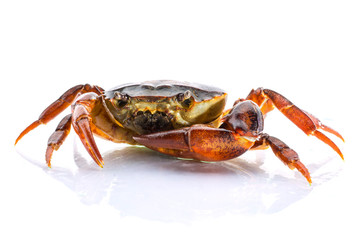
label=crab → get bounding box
[15,80,344,184]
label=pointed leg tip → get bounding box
[46,146,54,168]
[15,132,26,145]
[98,157,105,167]
[302,175,312,186]
[335,133,345,143]
[15,120,42,146]
[92,154,104,168]
[14,134,22,145]
[290,160,312,185]
[96,160,104,168]
[307,177,312,186]
[14,135,23,146]
[335,148,344,161]
[313,130,344,162]
[333,131,345,143]
[321,124,345,143]
[92,153,104,168]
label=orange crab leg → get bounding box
[247,88,344,160]
[71,93,104,167]
[258,134,312,184]
[134,124,256,162]
[15,84,103,145]
[45,114,72,167]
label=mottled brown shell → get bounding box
[102,80,227,135]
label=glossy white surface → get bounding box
[1,1,359,239]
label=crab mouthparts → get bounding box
[129,110,174,135]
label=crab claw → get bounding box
[134,124,256,162]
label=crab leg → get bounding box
[15,84,103,145]
[45,114,72,167]
[71,93,104,167]
[256,134,312,184]
[246,88,344,160]
[134,124,256,162]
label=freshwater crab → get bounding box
[15,80,344,184]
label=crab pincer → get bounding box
[134,125,255,161]
[134,100,315,184]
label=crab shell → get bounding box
[102,80,228,135]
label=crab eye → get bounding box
[114,92,129,108]
[176,90,194,108]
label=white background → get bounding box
[1,1,359,239]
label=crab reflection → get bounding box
[26,143,337,222]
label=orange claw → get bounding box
[134,124,256,162]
